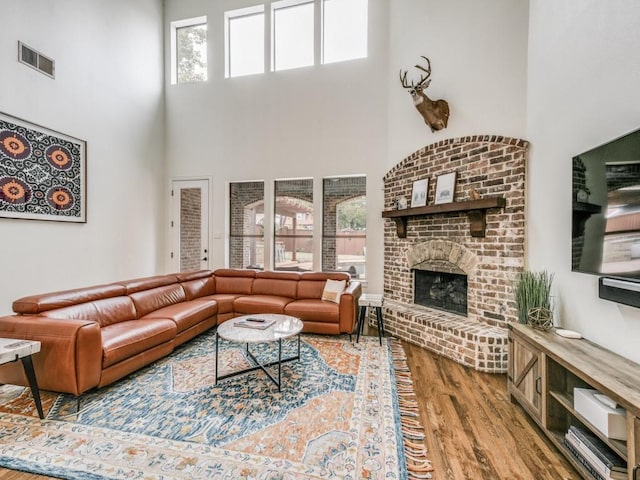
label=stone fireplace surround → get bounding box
[381,136,528,373]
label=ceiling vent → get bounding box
[18,41,55,78]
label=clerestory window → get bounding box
[225,6,265,78]
[171,16,208,84]
[271,0,315,72]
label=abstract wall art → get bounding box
[0,112,86,222]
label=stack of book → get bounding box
[234,317,276,330]
[563,425,626,480]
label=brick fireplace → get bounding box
[382,136,528,373]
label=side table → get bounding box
[0,338,44,419]
[356,293,385,345]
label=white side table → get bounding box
[0,338,44,419]
[356,293,385,345]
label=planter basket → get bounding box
[527,307,553,331]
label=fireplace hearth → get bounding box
[414,270,467,316]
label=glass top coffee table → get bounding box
[215,313,303,391]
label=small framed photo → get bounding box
[411,178,429,207]
[434,171,457,204]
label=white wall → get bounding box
[527,0,640,363]
[387,0,529,164]
[0,0,165,312]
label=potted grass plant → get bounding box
[514,270,555,330]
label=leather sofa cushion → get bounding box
[233,295,293,314]
[42,296,137,328]
[181,277,215,300]
[101,319,176,368]
[12,283,126,314]
[175,270,212,282]
[300,272,350,282]
[129,284,186,318]
[197,294,238,314]
[297,272,350,299]
[255,271,301,281]
[118,274,179,295]
[214,273,255,295]
[142,300,218,333]
[284,299,339,323]
[296,280,326,299]
[252,278,297,298]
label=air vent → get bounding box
[18,41,55,78]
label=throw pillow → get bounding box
[321,279,347,304]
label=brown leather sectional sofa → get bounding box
[0,269,361,396]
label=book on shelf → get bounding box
[564,438,606,480]
[568,426,626,473]
[564,429,626,480]
[234,317,276,330]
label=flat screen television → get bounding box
[572,127,640,280]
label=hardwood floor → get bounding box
[402,340,580,479]
[0,335,581,479]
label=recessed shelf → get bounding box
[382,196,506,238]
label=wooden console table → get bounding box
[508,323,640,479]
[382,196,505,238]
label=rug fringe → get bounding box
[390,340,434,480]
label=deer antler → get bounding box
[413,56,432,89]
[399,70,412,89]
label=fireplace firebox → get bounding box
[413,269,467,316]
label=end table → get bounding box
[356,293,385,345]
[0,338,44,419]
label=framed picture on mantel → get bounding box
[435,171,457,204]
[411,178,429,207]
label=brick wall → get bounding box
[382,135,528,372]
[180,188,201,272]
[229,182,264,269]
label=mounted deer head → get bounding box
[400,56,450,132]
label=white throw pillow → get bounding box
[322,279,347,304]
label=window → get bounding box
[229,182,265,269]
[322,176,366,278]
[272,0,314,71]
[274,179,314,271]
[225,6,265,78]
[322,0,368,64]
[170,17,207,84]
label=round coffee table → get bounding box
[215,314,303,391]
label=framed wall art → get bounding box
[411,178,429,207]
[434,171,457,204]
[0,112,86,222]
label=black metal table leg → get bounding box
[356,305,366,343]
[215,332,219,385]
[20,355,43,419]
[278,339,282,391]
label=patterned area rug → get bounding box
[0,332,432,479]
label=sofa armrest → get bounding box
[338,281,362,334]
[0,315,103,396]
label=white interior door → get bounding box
[171,179,210,272]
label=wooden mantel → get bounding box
[382,196,506,238]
